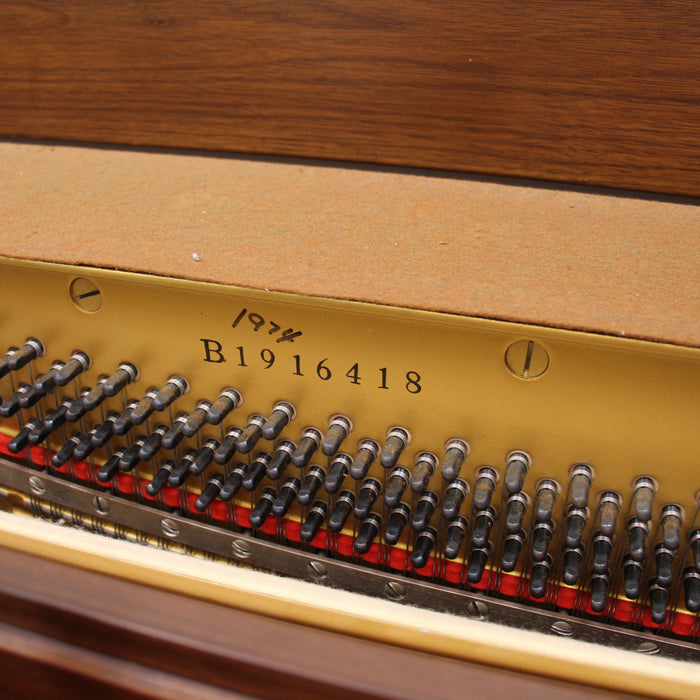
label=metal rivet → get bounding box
[307,561,328,580]
[551,620,574,636]
[160,518,179,538]
[70,278,102,312]
[505,340,549,379]
[28,476,46,496]
[466,600,489,620]
[231,539,252,559]
[92,495,110,515]
[384,581,406,601]
[636,641,660,655]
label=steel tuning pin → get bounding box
[300,501,328,542]
[597,491,621,537]
[51,433,82,468]
[562,546,584,585]
[129,387,159,426]
[292,427,322,468]
[441,439,469,482]
[322,415,353,456]
[0,385,30,418]
[533,480,559,523]
[138,424,170,461]
[168,449,197,487]
[97,449,125,483]
[632,477,656,522]
[590,572,610,613]
[691,529,700,570]
[442,479,469,520]
[0,347,19,379]
[272,477,301,517]
[8,338,45,371]
[531,522,554,562]
[472,466,498,511]
[33,360,66,395]
[381,427,410,469]
[119,436,147,472]
[73,426,99,461]
[112,399,139,435]
[328,491,355,533]
[354,478,382,520]
[683,568,700,613]
[467,542,491,583]
[297,465,326,506]
[412,527,437,569]
[91,411,121,447]
[627,518,649,561]
[54,351,91,386]
[17,384,43,410]
[385,504,411,546]
[444,516,469,559]
[354,513,381,555]
[504,450,530,494]
[102,362,139,397]
[29,398,72,444]
[161,412,189,450]
[660,504,683,551]
[591,532,614,574]
[152,375,189,412]
[471,507,496,549]
[261,401,295,440]
[250,487,277,528]
[410,452,437,495]
[324,453,351,494]
[191,438,221,477]
[654,542,676,589]
[568,464,593,509]
[75,376,109,417]
[267,440,296,480]
[648,578,668,624]
[411,491,438,533]
[219,464,247,502]
[194,473,225,512]
[350,439,379,480]
[504,492,529,534]
[242,452,271,491]
[7,418,41,453]
[529,555,553,599]
[501,530,525,572]
[207,388,243,426]
[146,460,176,496]
[182,400,212,438]
[623,556,643,599]
[565,506,588,549]
[214,426,243,465]
[384,466,410,508]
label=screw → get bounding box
[160,518,179,538]
[92,495,110,515]
[28,476,46,496]
[231,539,252,559]
[551,620,574,636]
[466,600,489,620]
[384,581,406,601]
[505,339,549,379]
[69,278,102,312]
[636,641,659,655]
[307,561,328,580]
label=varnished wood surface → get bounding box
[0,545,640,700]
[0,2,698,196]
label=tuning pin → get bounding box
[410,452,437,494]
[385,504,410,546]
[592,532,614,574]
[90,412,121,448]
[102,362,139,397]
[502,531,525,572]
[691,529,700,570]
[168,449,197,487]
[623,556,643,599]
[381,427,410,469]
[300,501,328,542]
[654,543,676,588]
[412,528,437,569]
[322,415,352,456]
[531,521,554,562]
[590,573,610,613]
[152,376,189,412]
[7,419,41,453]
[297,465,326,506]
[138,424,169,461]
[627,518,649,561]
[534,480,559,523]
[190,438,221,477]
[648,579,668,624]
[467,544,491,583]
[412,491,438,532]
[207,388,243,426]
[219,464,247,502]
[569,464,593,509]
[442,479,469,520]
[259,401,295,440]
[354,478,382,520]
[660,504,683,551]
[194,473,226,512]
[51,433,82,468]
[384,467,410,508]
[17,384,43,410]
[632,477,656,522]
[562,547,584,585]
[445,516,469,559]
[504,451,530,494]
[350,439,379,480]
[267,440,295,480]
[161,413,189,450]
[250,487,277,528]
[0,347,19,379]
[73,427,99,461]
[235,415,266,454]
[119,437,147,472]
[77,376,109,416]
[54,351,91,386]
[33,361,66,395]
[529,556,552,599]
[112,399,139,435]
[29,398,72,444]
[182,400,212,438]
[441,439,469,482]
[8,338,45,371]
[597,491,621,537]
[683,568,700,613]
[272,477,301,517]
[146,460,176,496]
[472,467,498,510]
[96,449,125,483]
[328,491,355,533]
[505,493,529,534]
[565,507,588,548]
[242,452,271,491]
[0,385,30,418]
[324,453,351,494]
[354,513,381,555]
[213,426,243,465]
[471,508,496,549]
[292,427,322,468]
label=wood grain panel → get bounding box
[0,2,698,195]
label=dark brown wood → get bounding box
[0,2,698,196]
[0,546,638,699]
